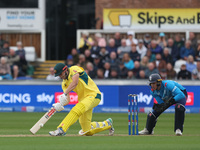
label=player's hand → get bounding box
[52,103,64,112]
[153,103,159,110]
[167,98,176,105]
[59,93,70,106]
[153,103,165,113]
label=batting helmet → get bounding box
[54,63,68,77]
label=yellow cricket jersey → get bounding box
[61,66,101,101]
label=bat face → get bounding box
[45,108,56,119]
[30,107,56,135]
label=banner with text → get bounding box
[0,9,45,30]
[103,8,200,30]
[0,84,199,112]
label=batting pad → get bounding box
[79,121,111,136]
[57,103,85,132]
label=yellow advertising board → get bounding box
[103,8,200,30]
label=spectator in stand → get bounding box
[126,31,138,46]
[117,38,131,60]
[191,61,200,79]
[96,68,104,79]
[167,38,180,63]
[166,63,176,80]
[171,34,184,62]
[46,67,60,81]
[71,48,79,65]
[167,38,174,54]
[146,49,156,62]
[143,33,151,48]
[136,39,147,60]
[0,33,5,48]
[191,69,199,80]
[110,68,119,79]
[2,41,10,52]
[92,54,104,71]
[159,69,167,80]
[149,40,163,55]
[65,55,74,67]
[138,70,146,79]
[189,32,197,53]
[118,62,128,79]
[78,54,87,69]
[0,57,12,80]
[186,55,197,73]
[172,34,184,51]
[153,53,167,73]
[140,56,149,70]
[157,32,167,49]
[177,64,191,80]
[7,49,25,79]
[107,51,120,71]
[122,53,134,70]
[180,40,195,60]
[15,41,27,74]
[85,62,96,79]
[144,62,159,78]
[0,41,9,57]
[90,40,101,57]
[129,44,140,62]
[132,61,141,78]
[94,33,106,48]
[99,47,109,64]
[103,62,111,79]
[127,70,134,79]
[195,40,200,61]
[106,38,117,54]
[114,32,121,48]
[78,31,94,54]
[162,47,174,66]
[84,49,93,63]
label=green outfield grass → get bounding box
[0,112,199,150]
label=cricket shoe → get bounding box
[106,118,114,136]
[139,128,154,135]
[49,128,66,136]
[175,129,182,136]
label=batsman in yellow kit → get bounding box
[49,63,114,136]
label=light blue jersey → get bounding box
[150,80,186,104]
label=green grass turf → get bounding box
[0,112,199,150]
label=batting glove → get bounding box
[52,103,64,112]
[59,93,70,106]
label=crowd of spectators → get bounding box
[0,33,28,80]
[65,31,200,80]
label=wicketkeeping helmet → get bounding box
[148,74,162,85]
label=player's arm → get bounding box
[64,73,79,95]
[166,82,185,102]
[59,73,79,106]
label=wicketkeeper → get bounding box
[49,63,114,136]
[139,73,187,136]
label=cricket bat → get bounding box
[30,107,56,135]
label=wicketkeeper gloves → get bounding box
[153,98,176,113]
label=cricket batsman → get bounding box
[49,63,114,136]
[139,73,187,136]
